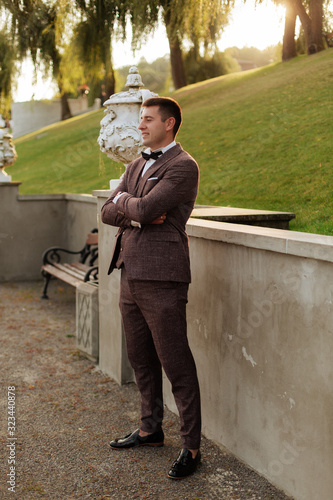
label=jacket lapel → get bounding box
[129,158,146,196]
[136,143,182,198]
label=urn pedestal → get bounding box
[0,128,17,182]
[76,282,99,362]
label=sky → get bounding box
[13,0,286,103]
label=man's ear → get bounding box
[165,116,176,132]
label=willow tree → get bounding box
[130,0,233,90]
[1,0,74,119]
[73,0,160,101]
[74,0,115,99]
[0,27,17,120]
[175,0,232,87]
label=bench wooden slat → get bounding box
[71,262,91,273]
[53,263,87,280]
[42,264,84,288]
[62,263,87,277]
[66,264,97,282]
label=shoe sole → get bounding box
[110,442,164,450]
[167,455,201,479]
[168,474,189,480]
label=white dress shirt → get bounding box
[113,141,177,228]
[113,141,176,205]
[141,141,176,177]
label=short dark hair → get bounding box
[142,97,182,137]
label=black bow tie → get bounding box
[141,150,163,161]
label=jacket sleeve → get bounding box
[114,157,199,225]
[100,172,132,228]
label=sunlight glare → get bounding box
[218,0,286,51]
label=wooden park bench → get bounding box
[41,228,98,299]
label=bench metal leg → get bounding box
[41,272,51,299]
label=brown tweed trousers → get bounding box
[101,143,201,449]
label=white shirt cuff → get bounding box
[112,192,126,204]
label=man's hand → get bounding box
[150,213,167,225]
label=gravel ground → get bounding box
[0,281,293,500]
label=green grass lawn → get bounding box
[9,49,333,235]
[9,110,121,194]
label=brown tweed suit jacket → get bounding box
[101,143,199,283]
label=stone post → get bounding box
[0,121,17,182]
[93,189,134,384]
[76,282,99,362]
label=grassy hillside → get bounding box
[9,50,333,235]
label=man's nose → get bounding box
[138,120,145,130]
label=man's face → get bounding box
[138,106,173,151]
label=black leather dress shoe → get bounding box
[168,448,201,479]
[110,428,164,449]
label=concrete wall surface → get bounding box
[0,184,97,281]
[184,219,333,500]
[11,98,100,138]
[94,190,333,500]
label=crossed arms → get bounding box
[101,157,198,228]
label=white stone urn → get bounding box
[0,128,17,182]
[97,66,157,189]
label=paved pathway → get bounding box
[0,281,292,499]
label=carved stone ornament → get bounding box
[0,125,17,182]
[97,66,157,169]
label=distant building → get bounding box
[235,59,257,71]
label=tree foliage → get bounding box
[73,0,162,100]
[74,0,118,99]
[184,48,240,85]
[117,49,241,94]
[1,0,74,119]
[164,0,233,88]
[116,55,172,95]
[0,26,17,119]
[128,0,233,90]
[4,0,330,117]
[225,46,282,67]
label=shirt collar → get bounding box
[160,141,176,154]
[144,141,176,156]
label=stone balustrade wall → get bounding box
[0,184,97,281]
[95,188,333,500]
[1,183,333,500]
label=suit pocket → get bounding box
[142,178,159,196]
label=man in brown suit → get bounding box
[101,97,201,479]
